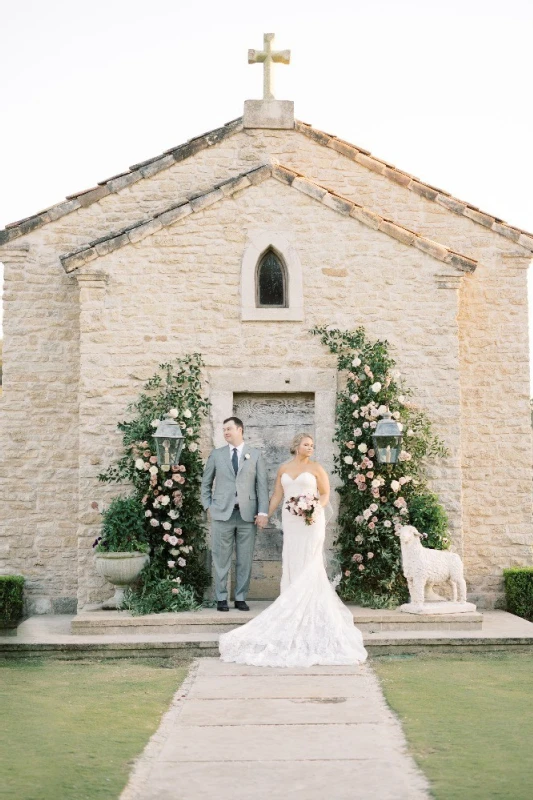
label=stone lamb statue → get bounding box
[399,525,467,606]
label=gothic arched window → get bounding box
[256,249,287,308]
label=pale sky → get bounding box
[1,0,533,387]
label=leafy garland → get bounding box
[98,354,210,606]
[312,326,449,607]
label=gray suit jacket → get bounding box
[201,445,269,522]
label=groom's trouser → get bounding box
[211,509,256,601]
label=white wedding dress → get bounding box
[218,471,368,667]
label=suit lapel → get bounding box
[237,447,250,476]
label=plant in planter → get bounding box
[0,576,24,631]
[93,495,150,609]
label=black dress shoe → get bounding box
[234,600,250,611]
[217,601,229,612]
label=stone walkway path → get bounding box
[120,658,430,800]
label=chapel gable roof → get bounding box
[0,117,243,245]
[295,121,533,252]
[2,115,530,253]
[60,162,477,274]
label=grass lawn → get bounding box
[0,658,188,800]
[373,653,533,800]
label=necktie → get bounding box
[232,447,239,475]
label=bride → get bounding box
[218,433,368,667]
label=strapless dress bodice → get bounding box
[281,471,318,498]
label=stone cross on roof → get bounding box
[248,33,290,101]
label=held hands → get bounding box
[254,514,269,529]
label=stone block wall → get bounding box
[74,178,464,608]
[0,244,79,614]
[1,121,530,610]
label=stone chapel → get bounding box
[1,35,532,613]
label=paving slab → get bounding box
[142,759,428,800]
[195,660,367,676]
[188,674,373,699]
[120,658,430,800]
[178,696,386,725]
[157,721,403,763]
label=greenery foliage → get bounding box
[123,563,201,616]
[312,325,449,607]
[98,354,210,608]
[94,496,149,553]
[503,567,533,621]
[0,575,24,627]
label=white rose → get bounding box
[344,456,354,465]
[178,557,186,567]
[352,357,361,367]
[149,518,159,527]
[160,495,170,506]
[390,480,400,492]
[149,465,158,475]
[135,458,145,470]
[183,409,192,419]
[144,510,152,518]
[358,443,368,453]
[377,405,388,416]
[151,419,161,428]
[383,520,392,528]
[371,382,381,393]
[352,411,360,418]
[188,442,198,452]
[362,509,371,520]
[392,411,401,420]
[371,479,380,488]
[162,521,172,531]
[168,408,179,418]
[353,428,362,437]
[350,394,359,403]
[169,510,179,519]
[370,421,377,429]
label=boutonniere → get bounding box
[244,453,251,460]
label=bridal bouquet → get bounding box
[285,493,321,526]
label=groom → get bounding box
[201,417,269,612]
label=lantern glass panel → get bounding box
[373,436,402,465]
[153,419,185,468]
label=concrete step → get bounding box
[1,610,533,660]
[71,602,483,636]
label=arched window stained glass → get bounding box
[257,250,287,307]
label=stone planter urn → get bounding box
[95,552,150,610]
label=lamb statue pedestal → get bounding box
[398,525,477,615]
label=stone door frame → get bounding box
[206,368,340,582]
[207,367,337,469]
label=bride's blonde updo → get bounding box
[290,432,314,455]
